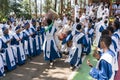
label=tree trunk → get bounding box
[29,0,32,16]
[61,0,63,15]
[109,0,112,16]
[35,0,37,18]
[54,0,57,11]
[75,0,77,5]
[40,0,42,16]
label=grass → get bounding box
[72,46,97,80]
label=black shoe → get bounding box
[70,66,76,71]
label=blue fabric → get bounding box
[13,34,25,65]
[0,55,4,77]
[69,32,86,66]
[22,30,33,57]
[113,33,119,39]
[37,35,42,55]
[44,26,62,61]
[89,60,113,80]
[24,22,29,28]
[30,27,38,56]
[15,26,20,31]
[88,28,94,38]
[112,39,117,52]
[39,27,45,45]
[62,34,73,44]
[16,47,25,65]
[6,50,16,71]
[99,26,104,32]
[78,35,88,47]
[1,35,16,71]
[2,34,10,48]
[2,27,7,32]
[44,40,62,61]
[70,48,82,65]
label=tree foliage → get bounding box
[10,2,23,17]
[0,0,10,21]
[43,0,53,12]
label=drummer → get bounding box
[60,17,72,54]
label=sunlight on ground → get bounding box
[13,73,24,77]
[30,61,46,65]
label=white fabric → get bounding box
[14,33,26,61]
[95,21,103,46]
[1,35,16,67]
[75,5,80,20]
[0,55,4,74]
[24,29,33,53]
[43,26,58,58]
[96,52,115,80]
[66,33,84,66]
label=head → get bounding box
[15,26,21,33]
[32,19,36,26]
[24,22,30,29]
[47,18,52,26]
[76,17,80,23]
[13,21,17,26]
[107,27,114,36]
[104,20,108,25]
[2,27,9,35]
[67,17,72,25]
[113,20,120,31]
[7,20,11,25]
[76,24,82,32]
[100,35,112,50]
[101,30,109,36]
[88,22,92,28]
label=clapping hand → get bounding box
[87,59,93,68]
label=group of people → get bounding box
[0,2,119,80]
[0,18,47,76]
[112,3,120,16]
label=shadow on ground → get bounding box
[1,54,72,80]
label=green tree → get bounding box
[10,2,23,17]
[0,0,10,21]
[43,0,53,12]
[20,0,32,19]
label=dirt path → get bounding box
[1,53,72,80]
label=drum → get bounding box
[42,9,59,26]
[47,9,59,20]
[58,32,67,41]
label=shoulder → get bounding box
[100,52,114,64]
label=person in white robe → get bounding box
[87,35,115,80]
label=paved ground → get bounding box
[1,53,72,80]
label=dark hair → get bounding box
[76,24,81,30]
[76,17,80,23]
[104,20,108,24]
[100,35,112,48]
[114,20,120,30]
[101,30,109,36]
[47,18,52,25]
[107,27,114,34]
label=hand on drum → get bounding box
[58,33,67,41]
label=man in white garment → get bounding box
[75,4,80,21]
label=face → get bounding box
[32,22,36,26]
[100,41,105,49]
[25,24,30,29]
[88,23,92,28]
[108,30,112,36]
[14,22,16,26]
[4,29,9,34]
